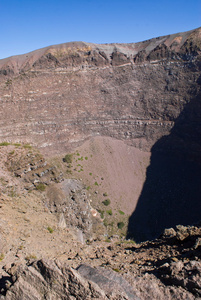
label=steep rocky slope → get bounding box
[0,27,200,156]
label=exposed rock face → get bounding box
[46,179,97,241]
[1,224,201,300]
[0,259,106,299]
[77,264,139,299]
[0,259,139,300]
[0,28,200,156]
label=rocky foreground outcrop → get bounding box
[1,224,201,299]
[0,260,139,300]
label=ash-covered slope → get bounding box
[0,27,200,155]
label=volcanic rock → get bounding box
[0,27,200,157]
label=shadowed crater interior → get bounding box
[127,82,201,242]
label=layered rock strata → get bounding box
[0,28,200,156]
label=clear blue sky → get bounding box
[0,0,200,59]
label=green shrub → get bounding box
[106,209,112,216]
[66,169,72,175]
[8,150,15,155]
[13,143,21,147]
[117,222,125,229]
[63,154,73,163]
[89,172,92,176]
[102,199,110,206]
[23,144,32,149]
[103,192,108,197]
[98,210,104,219]
[0,142,10,146]
[119,210,125,215]
[85,156,88,160]
[47,226,54,233]
[113,268,120,272]
[36,183,46,191]
[0,253,4,261]
[94,181,99,186]
[25,254,37,261]
[123,239,136,245]
[103,219,108,227]
[86,186,90,190]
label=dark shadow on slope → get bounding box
[127,81,201,242]
[0,276,13,295]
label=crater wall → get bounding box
[0,28,200,156]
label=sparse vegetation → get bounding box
[103,219,108,227]
[9,188,17,198]
[47,226,54,233]
[8,150,15,155]
[0,142,10,146]
[36,183,46,191]
[25,254,37,261]
[63,153,73,164]
[23,144,32,149]
[113,268,120,272]
[86,186,90,190]
[102,199,110,206]
[123,239,136,245]
[106,209,113,216]
[5,79,12,86]
[0,177,6,186]
[117,222,125,229]
[13,143,21,147]
[98,210,104,219]
[0,253,4,261]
